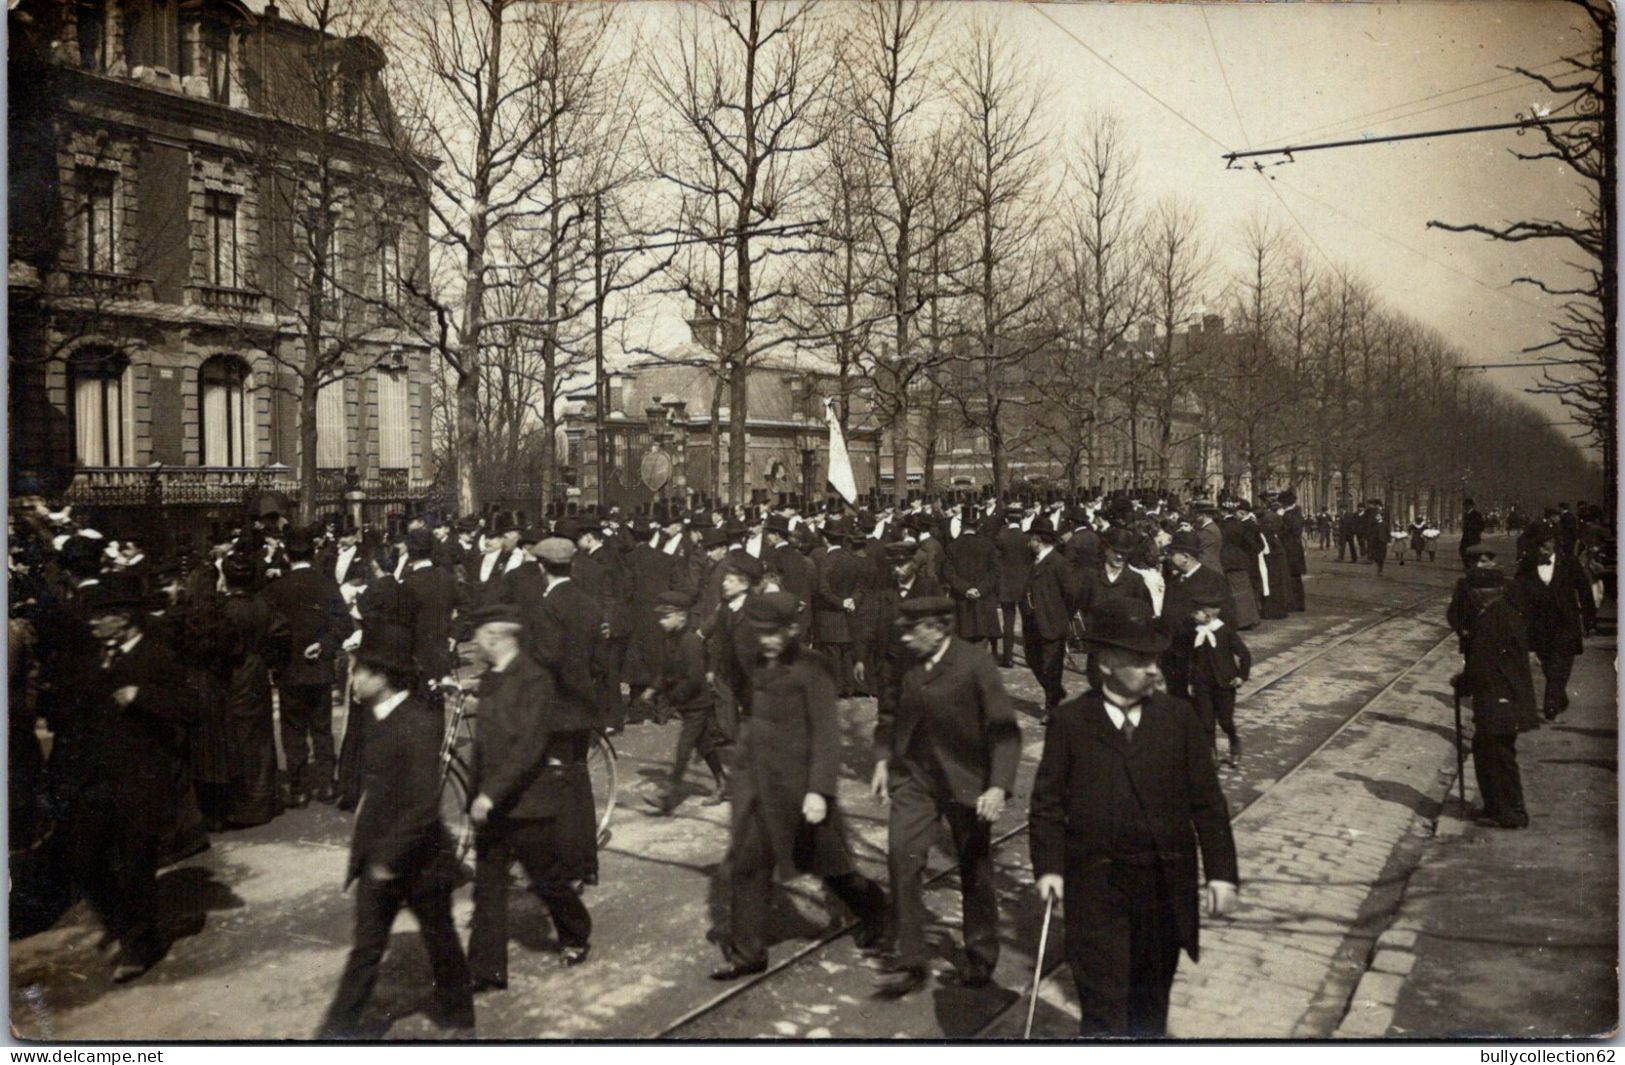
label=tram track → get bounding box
[653,584,1455,1039]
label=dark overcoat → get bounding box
[944,529,1001,640]
[471,654,597,880]
[1029,690,1238,961]
[880,637,1020,805]
[1460,596,1540,736]
[261,565,352,686]
[812,547,865,644]
[733,647,856,878]
[346,693,460,893]
[994,526,1033,605]
[1512,555,1593,659]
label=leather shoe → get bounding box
[560,945,590,968]
[873,962,927,998]
[112,957,155,984]
[286,790,310,810]
[315,785,338,805]
[952,962,994,988]
[710,959,767,981]
[470,977,507,994]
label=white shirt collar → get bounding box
[411,559,434,571]
[290,561,311,571]
[372,690,410,722]
[1034,545,1054,564]
[1101,689,1143,730]
[924,635,952,670]
[545,575,571,596]
[118,631,144,656]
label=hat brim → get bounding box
[354,651,416,674]
[1079,632,1170,656]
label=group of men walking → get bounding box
[28,483,1604,1039]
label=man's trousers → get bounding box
[468,820,593,985]
[1066,860,1183,1037]
[320,875,473,1037]
[887,770,998,972]
[278,681,335,794]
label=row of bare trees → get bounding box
[351,0,1598,515]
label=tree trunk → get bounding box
[728,362,748,505]
[891,397,909,506]
[298,365,319,524]
[708,373,723,504]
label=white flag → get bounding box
[824,398,858,505]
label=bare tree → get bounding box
[1427,0,1614,506]
[247,0,411,522]
[378,0,572,515]
[647,0,837,505]
[942,19,1049,499]
[1141,196,1212,489]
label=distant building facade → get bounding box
[556,305,884,513]
[8,0,436,546]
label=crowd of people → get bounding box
[4,483,1607,1038]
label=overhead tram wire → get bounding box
[1022,0,1231,152]
[1249,52,1585,149]
[1200,9,1337,273]
[1202,7,1251,146]
[1026,1,1559,316]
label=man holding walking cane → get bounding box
[1028,602,1239,1037]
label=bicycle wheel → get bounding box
[439,753,476,876]
[587,731,618,847]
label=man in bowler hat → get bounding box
[319,626,473,1038]
[1029,603,1238,1036]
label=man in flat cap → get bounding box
[466,603,597,984]
[1447,544,1503,656]
[646,592,727,814]
[711,592,886,980]
[506,537,610,733]
[1030,603,1238,1036]
[870,596,1020,995]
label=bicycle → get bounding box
[436,677,620,874]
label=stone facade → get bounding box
[8,0,436,543]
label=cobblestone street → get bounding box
[9,541,1615,1040]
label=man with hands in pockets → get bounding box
[1030,601,1239,1037]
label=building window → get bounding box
[200,355,251,466]
[376,368,410,471]
[316,379,347,469]
[77,1,107,71]
[79,169,117,272]
[377,224,400,306]
[71,352,134,467]
[204,191,239,287]
[204,25,231,103]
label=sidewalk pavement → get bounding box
[1358,616,1618,1040]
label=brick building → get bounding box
[556,304,885,513]
[7,0,436,548]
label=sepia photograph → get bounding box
[3,0,1616,1046]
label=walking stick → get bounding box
[1024,894,1056,1040]
[1452,692,1466,810]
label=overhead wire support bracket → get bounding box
[1222,115,1592,166]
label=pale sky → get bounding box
[599,1,1597,442]
[1009,0,1597,430]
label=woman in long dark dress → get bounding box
[216,550,284,827]
[1256,509,1292,620]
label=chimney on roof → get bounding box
[1203,314,1224,335]
[687,298,719,351]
